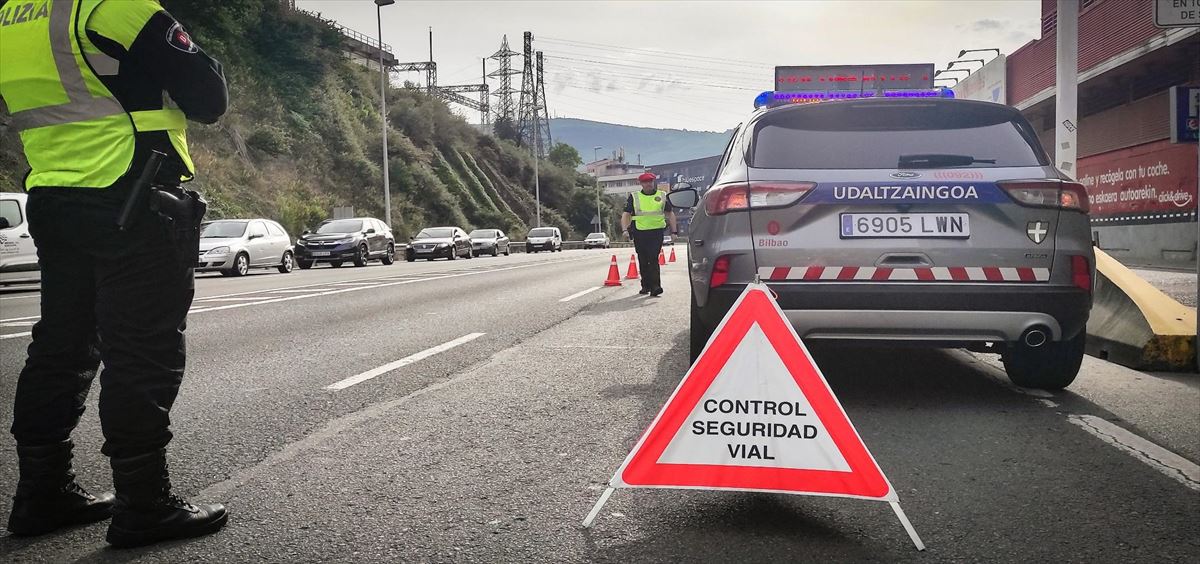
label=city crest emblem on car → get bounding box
[1027,221,1049,244]
[891,171,920,179]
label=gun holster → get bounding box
[150,187,207,229]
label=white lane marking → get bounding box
[325,333,485,391]
[0,256,597,339]
[1035,398,1059,408]
[188,257,592,315]
[0,314,42,322]
[269,288,336,293]
[559,286,601,302]
[0,321,36,327]
[193,296,276,302]
[0,294,39,301]
[1067,414,1200,492]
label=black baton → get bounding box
[116,150,166,231]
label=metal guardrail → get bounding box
[296,9,394,54]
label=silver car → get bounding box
[470,229,511,257]
[198,219,295,276]
[674,97,1093,390]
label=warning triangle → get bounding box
[610,283,896,501]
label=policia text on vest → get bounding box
[1,0,231,547]
[622,175,680,297]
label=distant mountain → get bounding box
[548,118,733,166]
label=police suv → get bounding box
[671,92,1094,390]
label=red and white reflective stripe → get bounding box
[758,266,1050,282]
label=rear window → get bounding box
[528,228,557,237]
[751,102,1046,169]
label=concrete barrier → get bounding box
[1086,249,1196,372]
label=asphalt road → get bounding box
[0,249,1197,563]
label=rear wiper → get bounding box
[897,154,997,168]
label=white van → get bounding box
[0,192,38,285]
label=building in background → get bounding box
[1004,0,1198,268]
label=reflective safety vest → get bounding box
[631,190,668,230]
[0,0,193,190]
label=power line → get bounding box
[538,36,774,69]
[546,58,760,92]
[546,54,767,86]
[540,46,771,82]
[551,66,762,100]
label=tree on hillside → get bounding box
[547,143,581,169]
[493,117,520,145]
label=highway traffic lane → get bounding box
[0,250,608,329]
[0,250,624,557]
[6,269,1195,563]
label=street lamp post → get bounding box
[593,145,602,164]
[593,145,603,233]
[947,59,987,69]
[375,0,394,228]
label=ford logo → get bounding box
[891,171,921,179]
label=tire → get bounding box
[330,261,344,268]
[689,291,714,364]
[406,257,415,263]
[491,247,498,257]
[278,251,295,274]
[504,246,510,256]
[1002,331,1085,390]
[227,253,249,277]
[381,244,395,265]
[353,244,369,267]
[448,249,457,260]
[298,258,313,270]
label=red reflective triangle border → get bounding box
[617,287,893,500]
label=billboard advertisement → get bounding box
[950,55,1006,104]
[1077,139,1198,225]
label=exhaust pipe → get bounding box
[1022,327,1049,348]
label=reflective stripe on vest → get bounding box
[631,190,667,230]
[0,0,192,189]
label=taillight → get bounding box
[1071,255,1092,293]
[710,255,731,288]
[704,181,815,215]
[998,180,1090,213]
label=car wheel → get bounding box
[298,258,313,270]
[381,244,395,265]
[504,246,510,256]
[353,244,369,267]
[278,251,295,274]
[406,257,415,262]
[492,247,499,257]
[330,261,344,268]
[1002,330,1085,390]
[448,249,457,260]
[227,253,250,277]
[465,248,473,259]
[689,291,714,364]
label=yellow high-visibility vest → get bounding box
[0,0,193,190]
[631,190,667,230]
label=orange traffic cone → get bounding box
[604,255,623,286]
[625,254,639,279]
[668,247,677,263]
[658,249,667,266]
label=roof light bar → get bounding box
[753,88,955,109]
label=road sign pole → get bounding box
[890,501,926,551]
[581,487,614,528]
[1055,0,1079,178]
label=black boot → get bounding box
[106,449,227,548]
[7,440,115,536]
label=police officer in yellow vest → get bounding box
[621,173,678,296]
[0,0,228,547]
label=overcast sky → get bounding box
[295,1,1041,132]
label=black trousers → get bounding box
[632,228,665,291]
[10,186,196,459]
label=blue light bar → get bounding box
[753,88,954,109]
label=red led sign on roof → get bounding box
[774,64,935,93]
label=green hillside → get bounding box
[0,0,614,240]
[549,118,733,166]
